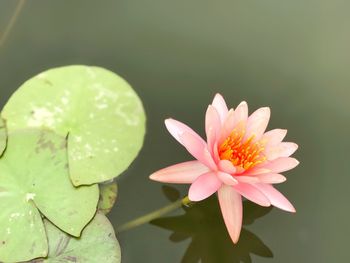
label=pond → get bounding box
[0,0,349,262]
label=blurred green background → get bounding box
[0,0,349,262]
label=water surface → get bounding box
[0,1,349,262]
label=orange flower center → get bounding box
[218,128,266,171]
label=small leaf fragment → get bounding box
[98,181,118,215]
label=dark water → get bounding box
[1,1,349,262]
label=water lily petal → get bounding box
[262,157,299,173]
[149,161,210,184]
[212,93,229,123]
[236,176,260,184]
[165,118,205,146]
[255,173,287,184]
[265,142,298,160]
[233,101,248,125]
[244,107,270,141]
[261,129,287,147]
[205,105,221,154]
[219,109,235,144]
[219,101,248,145]
[217,171,238,185]
[254,184,296,212]
[218,185,242,244]
[233,183,270,207]
[212,141,220,163]
[218,160,236,174]
[188,172,222,201]
[242,167,272,176]
[180,132,217,170]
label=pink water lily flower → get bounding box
[150,94,298,244]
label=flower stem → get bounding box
[0,0,26,49]
[117,196,192,233]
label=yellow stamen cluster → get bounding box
[218,128,266,171]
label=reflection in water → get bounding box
[151,186,273,263]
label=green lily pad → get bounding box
[98,181,118,215]
[37,213,121,262]
[0,117,7,156]
[2,65,146,186]
[0,130,99,262]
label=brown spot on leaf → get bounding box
[68,210,78,216]
[29,241,36,254]
[35,132,58,154]
[108,195,116,203]
[55,236,70,256]
[63,256,77,262]
[60,139,67,150]
[42,78,53,86]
